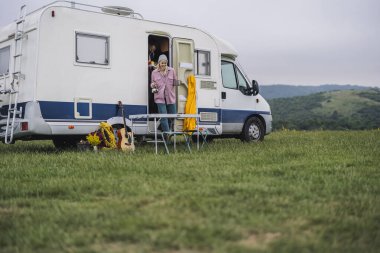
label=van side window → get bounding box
[194,50,210,76]
[221,61,250,93]
[0,46,10,75]
[75,33,109,65]
[236,68,249,90]
[221,61,237,89]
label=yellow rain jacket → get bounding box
[183,75,196,132]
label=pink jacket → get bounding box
[151,67,177,104]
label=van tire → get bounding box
[52,136,80,150]
[241,117,264,142]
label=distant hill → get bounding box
[268,88,380,130]
[260,84,370,99]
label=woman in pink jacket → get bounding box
[151,54,177,132]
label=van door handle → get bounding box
[221,92,226,99]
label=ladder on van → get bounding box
[3,5,26,144]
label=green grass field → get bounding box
[1,131,379,253]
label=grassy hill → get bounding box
[269,88,380,130]
[260,84,370,99]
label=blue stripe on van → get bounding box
[38,101,270,124]
[39,101,147,121]
[221,109,271,123]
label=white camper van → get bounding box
[0,1,272,148]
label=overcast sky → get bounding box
[1,0,379,87]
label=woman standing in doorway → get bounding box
[151,54,177,132]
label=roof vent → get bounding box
[101,6,134,16]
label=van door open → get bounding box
[147,35,170,114]
[172,38,194,130]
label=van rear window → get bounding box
[75,33,109,65]
[0,46,10,75]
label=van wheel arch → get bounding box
[241,116,265,142]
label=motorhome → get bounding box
[0,1,272,148]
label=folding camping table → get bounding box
[129,114,202,154]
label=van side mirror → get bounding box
[251,80,259,96]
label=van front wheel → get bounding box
[241,117,264,142]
